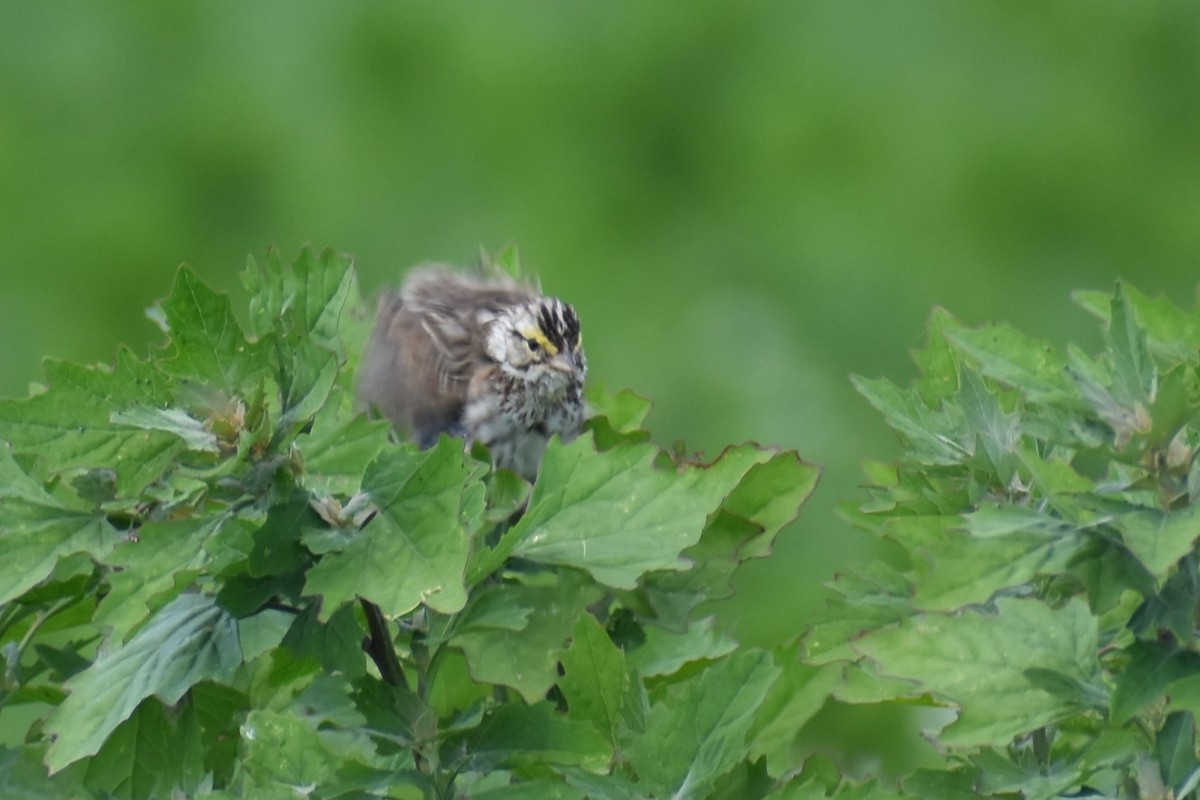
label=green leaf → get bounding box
[1156,711,1199,792]
[903,509,1081,612]
[242,249,286,340]
[718,450,820,558]
[1166,674,1200,718]
[0,495,119,606]
[1111,503,1200,579]
[944,321,1075,404]
[92,517,223,641]
[0,442,54,502]
[44,593,242,772]
[294,392,390,496]
[830,661,927,706]
[911,307,964,406]
[761,772,832,800]
[851,375,968,465]
[625,650,779,798]
[442,581,533,634]
[639,513,767,631]
[248,493,320,578]
[639,451,819,624]
[853,598,1104,749]
[109,406,219,453]
[957,368,1019,481]
[585,383,652,434]
[626,616,738,678]
[901,767,983,800]
[803,562,912,665]
[748,646,843,778]
[239,708,343,793]
[157,265,259,393]
[508,437,776,589]
[1078,728,1149,789]
[304,438,486,619]
[1065,343,1146,447]
[279,247,357,352]
[191,682,250,784]
[0,746,83,799]
[238,609,294,662]
[470,779,585,800]
[424,659,491,729]
[1130,555,1200,641]
[243,247,359,427]
[970,747,1085,800]
[584,384,654,450]
[483,467,533,524]
[33,643,91,683]
[280,604,366,680]
[453,574,602,703]
[1145,365,1198,450]
[1077,284,1200,363]
[448,701,610,774]
[707,758,775,800]
[0,355,182,494]
[559,615,631,749]
[1015,443,1094,497]
[560,767,643,800]
[1106,283,1156,409]
[276,342,340,427]
[349,677,423,754]
[1069,535,1156,613]
[1111,642,1200,725]
[82,697,204,800]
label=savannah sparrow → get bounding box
[357,264,587,479]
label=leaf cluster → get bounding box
[0,249,824,799]
[810,284,1200,798]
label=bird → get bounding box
[356,263,587,480]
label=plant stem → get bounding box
[360,598,405,687]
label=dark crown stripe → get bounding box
[535,300,580,351]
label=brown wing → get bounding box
[356,265,535,444]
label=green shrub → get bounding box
[3,248,1198,799]
[809,284,1200,798]
[0,249,819,798]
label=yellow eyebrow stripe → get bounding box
[520,328,559,356]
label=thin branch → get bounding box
[360,598,405,687]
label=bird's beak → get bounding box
[550,351,578,373]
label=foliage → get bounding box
[804,283,1200,797]
[0,248,823,798]
[8,246,1200,799]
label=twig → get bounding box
[359,598,405,687]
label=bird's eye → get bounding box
[524,336,541,352]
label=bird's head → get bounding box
[485,298,586,391]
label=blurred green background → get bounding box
[2,1,1199,776]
